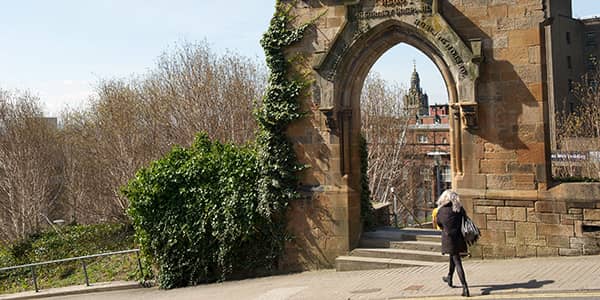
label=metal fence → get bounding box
[0,249,142,292]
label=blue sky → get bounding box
[1,1,599,116]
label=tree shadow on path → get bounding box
[472,279,555,295]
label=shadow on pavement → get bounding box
[474,279,555,295]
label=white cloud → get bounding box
[37,80,94,117]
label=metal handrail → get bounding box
[0,249,142,293]
[390,189,424,228]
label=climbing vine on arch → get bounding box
[123,2,312,289]
[255,1,310,224]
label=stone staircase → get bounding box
[336,227,446,271]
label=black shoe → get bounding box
[461,287,470,297]
[442,276,453,287]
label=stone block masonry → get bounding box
[279,0,600,270]
[468,184,600,259]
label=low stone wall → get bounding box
[373,202,392,227]
[461,183,600,259]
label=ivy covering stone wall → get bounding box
[124,1,310,289]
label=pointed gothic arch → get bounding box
[281,0,567,270]
[313,1,482,197]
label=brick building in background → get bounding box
[404,65,451,212]
[545,1,600,150]
[544,1,600,177]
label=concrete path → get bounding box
[3,255,600,299]
[0,281,140,300]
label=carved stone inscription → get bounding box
[354,0,433,20]
[316,19,368,81]
[316,0,473,82]
[320,39,351,81]
[414,19,469,78]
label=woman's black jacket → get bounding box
[436,203,468,255]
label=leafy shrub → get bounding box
[125,133,282,289]
[124,2,311,289]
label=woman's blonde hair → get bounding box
[436,190,462,213]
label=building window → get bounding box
[417,135,428,144]
[415,115,423,124]
[586,32,597,46]
[441,166,452,183]
[566,32,571,44]
[442,137,448,144]
[567,56,572,69]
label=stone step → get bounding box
[358,238,391,248]
[338,227,444,272]
[350,248,447,263]
[390,240,442,253]
[362,228,441,243]
[335,255,440,272]
[359,239,442,253]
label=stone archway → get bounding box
[283,0,484,270]
[313,0,483,182]
[281,0,574,270]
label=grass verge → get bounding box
[0,223,137,294]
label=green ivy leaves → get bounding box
[125,133,276,288]
[255,2,307,223]
[124,1,309,289]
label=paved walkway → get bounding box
[3,255,600,299]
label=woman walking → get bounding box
[436,190,470,297]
